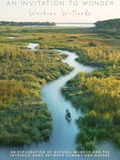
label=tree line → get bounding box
[0,21,56,26]
[95,18,120,29]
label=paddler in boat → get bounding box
[65,109,72,122]
[66,109,71,118]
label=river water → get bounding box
[0,44,120,160]
[8,36,16,39]
[56,23,95,27]
[27,43,38,51]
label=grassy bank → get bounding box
[0,44,71,146]
[61,27,120,151]
[62,73,120,151]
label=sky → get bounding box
[0,0,120,23]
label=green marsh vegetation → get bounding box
[0,19,120,149]
[61,20,120,151]
[0,42,71,146]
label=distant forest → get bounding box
[0,21,56,26]
[95,18,120,29]
[1,19,120,28]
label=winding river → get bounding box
[0,43,120,160]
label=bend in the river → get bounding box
[0,43,120,160]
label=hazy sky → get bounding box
[0,0,120,23]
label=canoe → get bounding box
[65,109,72,122]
